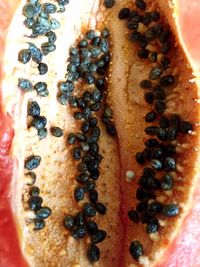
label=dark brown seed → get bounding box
[144,92,154,104]
[145,111,157,122]
[140,79,152,89]
[135,0,146,10]
[137,49,149,59]
[103,0,115,8]
[160,75,175,86]
[118,8,130,19]
[87,244,100,263]
[129,240,143,260]
[161,41,171,54]
[128,210,139,222]
[149,66,163,80]
[50,127,63,137]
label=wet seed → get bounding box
[162,203,179,217]
[46,31,57,43]
[83,203,96,217]
[89,118,98,127]
[72,147,81,160]
[18,49,31,64]
[89,189,98,203]
[164,157,176,171]
[161,56,170,70]
[29,43,43,63]
[77,162,88,172]
[79,39,88,48]
[24,18,34,29]
[145,111,157,122]
[34,219,45,230]
[106,123,117,137]
[71,227,87,239]
[23,3,38,19]
[150,51,158,62]
[50,127,63,137]
[127,21,138,30]
[138,49,149,59]
[38,128,48,140]
[64,215,75,230]
[152,159,163,170]
[160,75,175,86]
[180,121,193,134]
[140,80,152,89]
[130,240,143,261]
[154,101,166,114]
[18,78,33,91]
[41,42,56,55]
[142,12,151,26]
[36,207,52,219]
[31,116,47,130]
[167,127,178,141]
[161,173,173,190]
[135,152,145,164]
[76,133,87,142]
[34,82,49,97]
[147,202,163,216]
[85,30,96,40]
[130,31,141,42]
[67,133,76,145]
[159,116,170,128]
[86,220,99,234]
[74,186,85,201]
[146,219,159,233]
[145,126,159,136]
[144,92,154,104]
[101,28,110,38]
[160,29,171,43]
[118,8,130,19]
[145,138,159,148]
[38,62,48,75]
[95,202,107,215]
[25,155,41,170]
[43,3,57,14]
[75,212,85,227]
[84,180,96,193]
[76,173,89,183]
[87,244,100,263]
[30,186,40,196]
[91,230,107,244]
[58,80,74,93]
[28,101,40,117]
[83,107,92,120]
[136,201,148,213]
[128,210,139,222]
[69,96,78,108]
[28,196,43,211]
[149,66,163,80]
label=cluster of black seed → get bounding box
[18,0,66,92]
[118,0,193,262]
[61,29,116,263]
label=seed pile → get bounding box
[118,0,193,261]
[19,0,69,230]
[60,29,115,263]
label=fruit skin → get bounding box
[0,1,200,267]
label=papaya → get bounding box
[0,0,200,267]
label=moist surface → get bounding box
[1,0,200,267]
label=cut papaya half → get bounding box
[0,0,200,267]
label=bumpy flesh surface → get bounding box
[1,0,200,267]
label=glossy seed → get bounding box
[145,111,157,122]
[135,152,145,164]
[46,31,57,43]
[36,207,52,219]
[34,219,45,230]
[64,215,74,230]
[89,189,98,203]
[30,186,40,196]
[38,63,48,75]
[180,121,193,133]
[128,210,139,222]
[87,244,100,263]
[34,82,49,97]
[130,31,141,42]
[167,127,178,141]
[139,80,152,89]
[162,203,179,217]
[76,173,89,183]
[25,155,41,170]
[23,3,38,19]
[146,219,159,233]
[74,186,85,201]
[91,230,107,244]
[86,220,99,234]
[150,51,158,62]
[43,3,57,14]
[71,227,87,239]
[41,42,56,55]
[118,8,130,19]
[144,138,159,148]
[161,174,173,190]
[130,240,143,260]
[31,116,47,130]
[67,133,76,145]
[159,116,170,128]
[50,18,60,30]
[76,133,87,141]
[18,49,31,64]
[29,43,43,63]
[75,212,85,227]
[135,0,146,10]
[38,128,48,140]
[28,196,43,211]
[83,203,96,217]
[24,18,34,29]
[160,29,171,43]
[145,126,159,136]
[95,202,107,215]
[50,127,63,137]
[106,123,117,136]
[18,78,33,91]
[147,202,163,216]
[160,75,174,86]
[136,201,148,213]
[152,159,163,170]
[28,101,40,117]
[149,66,163,80]
[72,147,81,160]
[164,157,176,171]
